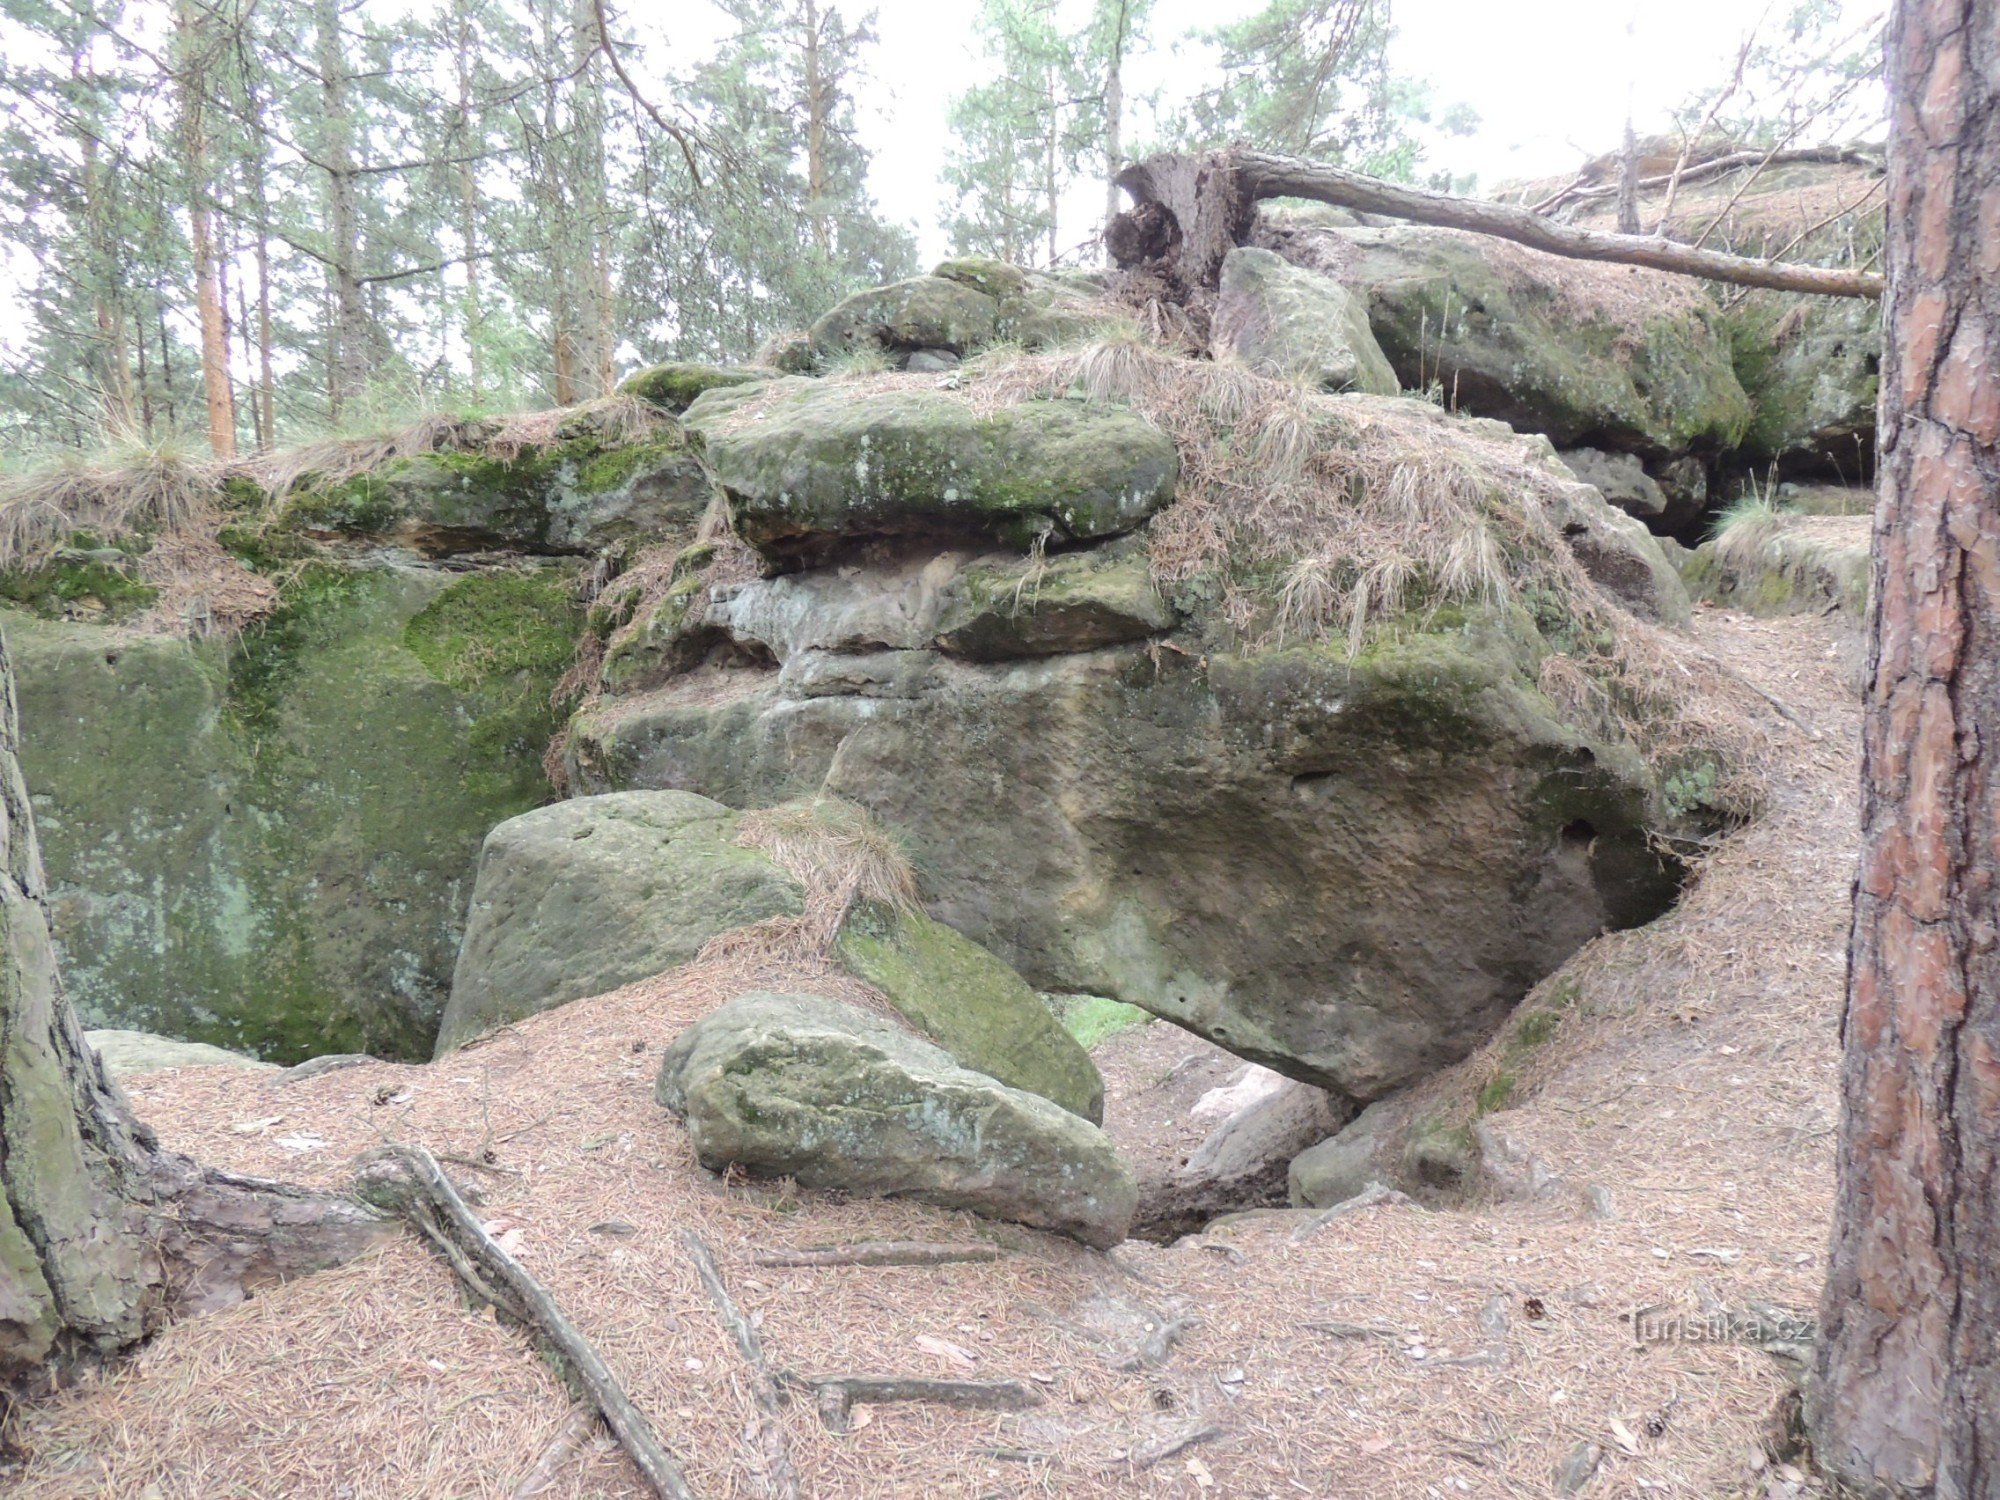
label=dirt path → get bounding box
[10,605,1853,1499]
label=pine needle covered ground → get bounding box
[11,605,1849,1500]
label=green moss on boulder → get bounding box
[435,791,805,1053]
[933,547,1175,659]
[619,362,770,413]
[6,560,583,1062]
[835,903,1105,1122]
[682,378,1177,555]
[657,990,1136,1247]
[1332,226,1751,458]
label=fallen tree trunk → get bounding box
[1537,144,1882,212]
[1109,149,1884,299]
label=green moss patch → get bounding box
[0,556,157,622]
[1045,993,1153,1050]
[836,903,1106,1122]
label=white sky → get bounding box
[851,0,1847,262]
[0,0,1876,378]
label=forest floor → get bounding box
[10,602,1854,1500]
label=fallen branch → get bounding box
[777,1373,1044,1433]
[1716,662,1822,740]
[1290,1181,1422,1242]
[354,1146,697,1500]
[1301,1318,1401,1341]
[1549,146,1879,214]
[1110,1314,1199,1372]
[1111,150,1884,299]
[1118,1423,1227,1472]
[679,1230,798,1500]
[511,1404,602,1498]
[749,1240,1003,1269]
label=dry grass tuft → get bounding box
[731,797,921,956]
[969,337,1770,811]
[0,432,221,570]
[238,411,487,501]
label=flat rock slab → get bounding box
[682,379,1177,556]
[85,1029,277,1078]
[657,991,1137,1248]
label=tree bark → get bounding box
[803,0,830,256]
[1108,149,1886,298]
[0,631,390,1382]
[1615,120,1641,235]
[1806,2,2000,1495]
[315,0,370,419]
[1101,0,1128,235]
[175,0,237,458]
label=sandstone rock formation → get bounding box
[435,791,803,1053]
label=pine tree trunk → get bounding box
[189,205,236,458]
[315,0,369,418]
[803,0,830,255]
[175,0,237,459]
[452,1,483,405]
[0,633,387,1381]
[1807,3,2000,1495]
[1102,0,1127,235]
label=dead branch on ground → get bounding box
[354,1145,697,1500]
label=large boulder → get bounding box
[657,991,1137,1247]
[1211,246,1399,395]
[435,791,804,1053]
[1301,224,1751,463]
[681,378,1178,556]
[835,903,1105,1122]
[568,587,1687,1105]
[7,563,581,1062]
[1725,291,1879,480]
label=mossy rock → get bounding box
[835,903,1105,1122]
[5,561,583,1063]
[1213,246,1399,395]
[809,276,1001,362]
[0,552,157,623]
[435,791,806,1053]
[1723,290,1879,479]
[933,547,1175,659]
[1681,514,1870,625]
[619,362,770,413]
[1334,225,1752,458]
[278,429,709,557]
[681,378,1178,556]
[658,990,1136,1247]
[569,593,1696,1100]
